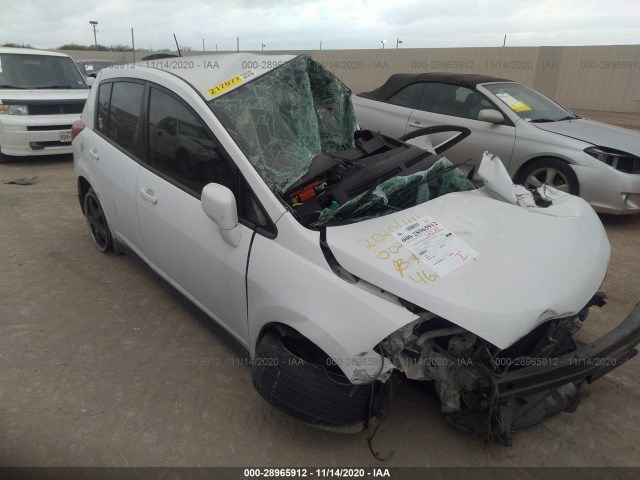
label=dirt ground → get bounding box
[1,112,639,467]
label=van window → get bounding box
[0,53,87,89]
[107,82,144,158]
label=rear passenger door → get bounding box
[135,85,259,346]
[89,80,146,255]
[407,82,516,165]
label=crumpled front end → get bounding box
[374,296,640,444]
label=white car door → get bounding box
[90,80,146,254]
[406,82,516,166]
[136,87,253,345]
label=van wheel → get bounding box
[517,158,579,196]
[83,187,113,253]
[251,331,372,427]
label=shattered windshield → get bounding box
[210,55,357,192]
[315,157,476,226]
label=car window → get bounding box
[387,83,426,109]
[146,87,274,232]
[420,83,492,120]
[483,82,577,122]
[96,82,112,134]
[0,53,87,89]
[147,87,239,196]
[107,81,144,157]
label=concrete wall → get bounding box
[59,45,640,113]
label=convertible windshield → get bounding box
[0,54,87,89]
[484,83,577,123]
[210,55,357,192]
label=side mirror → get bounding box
[86,77,96,87]
[201,183,242,247]
[478,109,504,124]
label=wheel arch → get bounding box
[77,176,92,214]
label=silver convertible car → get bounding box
[353,73,640,214]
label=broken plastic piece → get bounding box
[477,151,516,204]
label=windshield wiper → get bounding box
[0,84,26,89]
[531,115,578,123]
[530,118,557,123]
[35,85,74,89]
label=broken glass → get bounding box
[314,158,476,225]
[210,56,357,192]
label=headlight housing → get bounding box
[584,146,640,174]
[0,105,29,115]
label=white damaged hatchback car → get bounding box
[72,54,640,444]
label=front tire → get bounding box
[251,331,372,427]
[517,158,580,196]
[83,187,114,253]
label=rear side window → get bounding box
[106,81,144,158]
[388,83,426,109]
[419,83,492,120]
[96,83,112,134]
[147,87,238,196]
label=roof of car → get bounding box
[133,52,298,101]
[359,72,515,100]
[0,47,70,58]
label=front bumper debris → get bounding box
[448,302,640,445]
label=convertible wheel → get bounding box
[83,187,114,253]
[251,331,372,427]
[518,158,579,196]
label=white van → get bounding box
[0,47,89,161]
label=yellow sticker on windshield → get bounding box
[207,70,256,97]
[208,76,243,97]
[495,93,532,112]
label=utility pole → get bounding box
[261,43,266,52]
[396,38,402,48]
[203,38,205,52]
[503,34,507,47]
[89,21,98,48]
[320,40,322,50]
[131,28,135,63]
[237,36,239,52]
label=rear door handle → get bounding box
[408,121,423,128]
[139,188,157,204]
[88,148,99,160]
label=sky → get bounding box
[1,0,639,51]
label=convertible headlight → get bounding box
[0,105,30,115]
[584,146,640,174]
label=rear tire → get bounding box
[83,187,114,253]
[251,331,372,427]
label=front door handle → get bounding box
[88,148,99,160]
[408,121,423,128]
[139,188,157,204]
